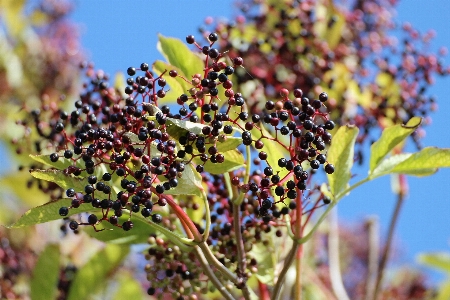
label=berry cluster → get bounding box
[201,0,448,151]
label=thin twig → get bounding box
[233,203,252,300]
[194,246,236,300]
[365,216,379,300]
[372,191,405,300]
[328,207,350,300]
[272,242,299,300]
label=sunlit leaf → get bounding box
[7,198,97,228]
[166,117,208,140]
[163,164,203,197]
[153,60,191,100]
[84,213,155,245]
[327,125,359,197]
[390,147,450,175]
[0,171,49,206]
[194,149,245,175]
[371,153,437,179]
[30,169,86,192]
[418,252,450,274]
[30,244,60,300]
[157,34,204,79]
[369,117,422,172]
[67,244,129,300]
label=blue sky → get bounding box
[69,0,450,283]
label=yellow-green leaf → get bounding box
[164,164,203,197]
[327,125,359,197]
[195,149,245,174]
[153,60,191,101]
[418,252,450,274]
[30,244,60,300]
[113,272,145,300]
[369,117,422,172]
[390,147,450,175]
[157,34,203,79]
[30,169,86,192]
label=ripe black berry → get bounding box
[208,32,218,42]
[324,163,335,174]
[87,214,98,225]
[50,153,59,162]
[152,214,162,223]
[186,35,195,44]
[59,207,69,216]
[66,188,75,197]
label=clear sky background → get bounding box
[68,0,450,284]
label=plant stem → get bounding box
[328,207,350,300]
[294,189,303,300]
[193,246,236,300]
[198,241,239,284]
[372,190,405,300]
[294,244,303,300]
[233,203,251,300]
[365,217,379,300]
[272,242,299,300]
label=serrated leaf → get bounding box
[164,164,203,197]
[30,169,86,191]
[153,60,190,100]
[327,125,359,197]
[113,272,145,300]
[166,117,207,140]
[390,147,450,175]
[7,198,97,228]
[30,244,60,300]
[418,252,450,274]
[370,117,422,172]
[157,34,203,79]
[67,244,129,300]
[194,149,245,174]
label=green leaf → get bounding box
[435,282,450,300]
[122,132,161,155]
[215,136,242,153]
[418,252,450,274]
[194,149,245,174]
[0,171,49,207]
[30,244,60,300]
[369,117,422,172]
[327,125,359,197]
[157,34,203,79]
[29,153,76,170]
[67,244,129,300]
[371,153,437,179]
[7,198,96,228]
[249,241,275,285]
[84,214,155,245]
[164,164,203,197]
[183,194,206,224]
[251,125,290,179]
[113,272,145,300]
[153,60,191,100]
[166,117,208,140]
[30,169,86,191]
[390,147,450,175]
